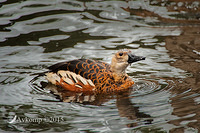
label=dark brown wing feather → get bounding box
[48,59,112,85]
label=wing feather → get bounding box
[48,59,111,81]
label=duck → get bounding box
[45,49,145,93]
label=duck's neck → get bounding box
[112,72,127,83]
[111,63,127,83]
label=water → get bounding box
[0,0,200,132]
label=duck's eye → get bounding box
[119,53,123,56]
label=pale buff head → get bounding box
[111,49,145,75]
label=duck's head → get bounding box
[111,49,145,75]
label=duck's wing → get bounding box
[48,59,111,76]
[46,59,112,92]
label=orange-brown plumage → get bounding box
[45,50,145,93]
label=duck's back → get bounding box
[46,59,114,92]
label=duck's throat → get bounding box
[112,71,127,83]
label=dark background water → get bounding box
[0,0,200,132]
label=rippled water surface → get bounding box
[0,0,200,132]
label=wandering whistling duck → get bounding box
[45,50,145,93]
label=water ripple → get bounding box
[1,0,200,132]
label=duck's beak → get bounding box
[128,53,146,63]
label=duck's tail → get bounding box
[45,70,96,92]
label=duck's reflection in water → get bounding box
[116,93,153,127]
[33,81,153,128]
